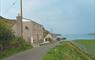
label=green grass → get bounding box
[74,40,95,59]
[74,40,95,44]
[0,38,32,59]
[43,41,86,60]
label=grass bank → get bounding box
[0,37,32,59]
[43,41,88,60]
[74,40,95,59]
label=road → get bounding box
[3,42,60,60]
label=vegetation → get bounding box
[0,16,32,59]
[0,16,15,26]
[0,37,32,59]
[43,41,87,60]
[74,40,95,59]
[0,19,14,41]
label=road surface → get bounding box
[3,42,60,60]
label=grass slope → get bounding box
[0,16,16,27]
[74,40,95,59]
[43,41,87,60]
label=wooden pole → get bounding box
[20,0,23,37]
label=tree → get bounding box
[0,20,14,41]
[0,20,14,51]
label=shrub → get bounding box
[0,20,14,51]
[0,20,14,41]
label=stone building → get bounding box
[12,14,44,46]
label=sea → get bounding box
[63,34,95,40]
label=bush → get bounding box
[0,20,14,41]
[0,19,32,59]
[0,20,15,51]
[10,37,32,49]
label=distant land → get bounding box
[88,33,95,35]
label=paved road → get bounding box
[3,42,60,60]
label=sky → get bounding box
[0,0,95,35]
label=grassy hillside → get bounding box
[43,41,90,60]
[74,40,95,59]
[0,16,16,27]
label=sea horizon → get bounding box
[63,34,95,40]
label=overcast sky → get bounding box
[0,0,95,35]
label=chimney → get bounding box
[16,13,23,37]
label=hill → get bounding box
[0,16,16,27]
[88,33,95,35]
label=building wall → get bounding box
[31,21,44,44]
[22,21,32,42]
[12,16,44,46]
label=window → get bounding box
[25,26,29,30]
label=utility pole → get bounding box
[20,0,23,37]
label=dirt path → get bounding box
[3,42,60,60]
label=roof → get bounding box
[23,18,43,27]
[0,16,43,27]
